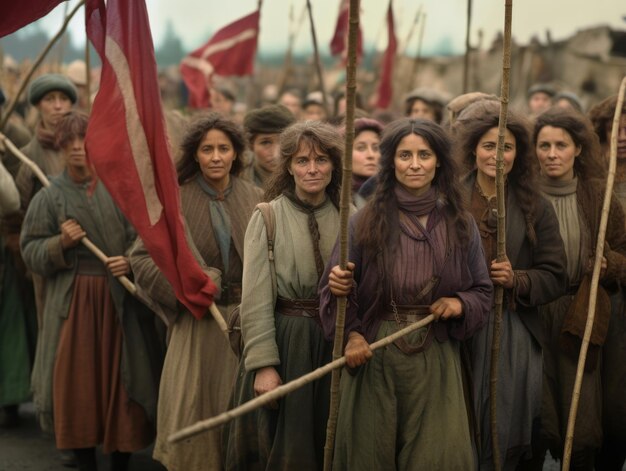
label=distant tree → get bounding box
[156,20,186,66]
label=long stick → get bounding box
[0,0,86,131]
[401,5,423,56]
[0,131,228,332]
[322,0,359,469]
[408,12,426,93]
[85,9,92,114]
[562,75,626,470]
[490,2,513,470]
[305,0,329,116]
[277,3,307,94]
[462,0,473,93]
[169,314,435,443]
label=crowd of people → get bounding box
[0,69,625,471]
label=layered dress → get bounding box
[224,193,339,471]
[464,173,567,469]
[319,186,493,470]
[130,175,262,471]
[20,171,163,451]
[539,176,626,468]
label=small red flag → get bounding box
[180,11,260,109]
[375,0,397,109]
[85,0,219,319]
[329,0,363,62]
[0,0,65,38]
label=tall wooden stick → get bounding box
[277,3,307,94]
[408,12,426,93]
[0,0,86,131]
[305,0,329,115]
[322,0,359,469]
[169,314,435,443]
[401,5,423,56]
[462,0,473,93]
[562,75,626,470]
[489,2,513,471]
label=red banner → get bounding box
[180,11,260,109]
[85,0,218,319]
[375,1,397,109]
[329,0,363,62]
[0,0,64,38]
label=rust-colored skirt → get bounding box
[53,274,153,453]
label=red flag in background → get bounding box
[180,11,260,109]
[85,0,218,319]
[329,0,363,62]
[375,0,397,109]
[0,0,65,38]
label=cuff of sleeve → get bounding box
[48,235,72,269]
[244,345,281,373]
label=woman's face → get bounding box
[252,133,281,173]
[394,133,438,197]
[409,99,435,121]
[352,130,381,178]
[196,129,236,186]
[475,127,516,179]
[535,125,580,181]
[289,140,334,205]
[37,91,72,129]
[62,135,88,170]
[605,113,626,160]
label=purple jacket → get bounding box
[319,208,493,344]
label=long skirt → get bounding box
[540,295,602,459]
[153,304,238,471]
[470,308,542,470]
[333,320,474,471]
[53,275,153,452]
[223,312,332,471]
[0,246,37,406]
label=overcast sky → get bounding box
[31,0,626,56]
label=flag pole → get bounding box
[277,3,307,94]
[305,0,329,116]
[169,314,435,443]
[462,0,473,93]
[408,11,426,93]
[490,2,513,470]
[0,0,86,131]
[401,4,422,56]
[323,0,359,469]
[562,75,626,470]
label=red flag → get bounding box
[180,11,260,109]
[0,0,64,38]
[375,0,397,109]
[329,0,363,62]
[85,0,218,319]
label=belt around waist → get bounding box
[276,296,320,320]
[381,304,431,323]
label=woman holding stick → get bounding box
[454,101,568,469]
[320,118,493,469]
[223,121,343,470]
[129,113,262,471]
[20,111,162,471]
[534,107,626,470]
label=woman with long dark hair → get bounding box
[320,118,493,469]
[454,101,568,469]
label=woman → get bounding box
[224,121,343,470]
[454,101,567,469]
[534,108,626,470]
[404,88,448,123]
[320,118,493,469]
[130,113,262,471]
[20,111,162,471]
[350,117,383,208]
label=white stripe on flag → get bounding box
[198,28,257,60]
[181,56,215,76]
[105,35,163,226]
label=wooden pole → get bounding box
[0,0,86,131]
[408,12,426,93]
[562,75,626,470]
[401,5,422,56]
[322,0,359,469]
[169,314,435,443]
[462,0,473,93]
[277,3,307,94]
[85,10,92,114]
[305,0,329,116]
[54,1,71,73]
[490,2,513,470]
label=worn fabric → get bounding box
[319,192,493,468]
[539,177,626,459]
[130,175,262,471]
[462,172,567,468]
[27,73,77,105]
[223,194,339,471]
[20,171,162,434]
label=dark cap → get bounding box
[244,104,296,136]
[28,74,77,105]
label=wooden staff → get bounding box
[305,0,329,116]
[490,2,513,470]
[0,0,86,131]
[277,2,307,94]
[0,131,228,333]
[408,11,426,93]
[462,0,473,93]
[402,5,423,56]
[54,1,71,74]
[169,314,435,443]
[322,0,359,469]
[562,75,626,470]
